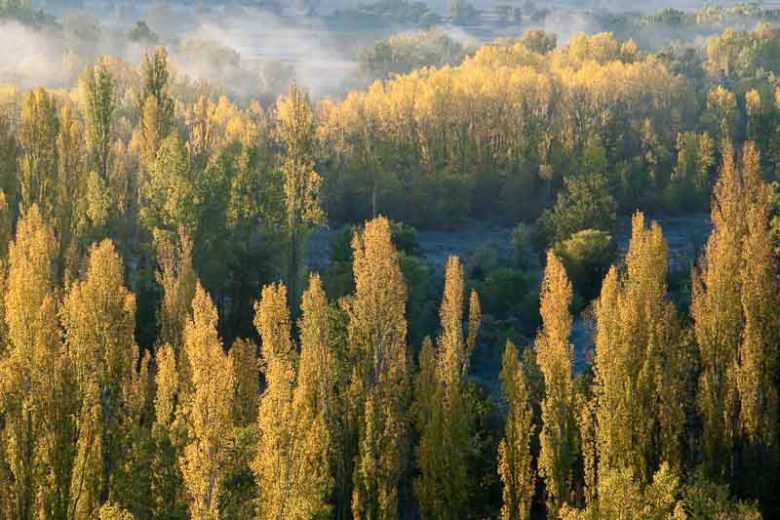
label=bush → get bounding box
[543,172,617,243]
[553,229,616,305]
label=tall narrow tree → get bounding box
[1,205,66,520]
[178,284,235,520]
[536,251,577,514]
[348,217,409,520]
[498,341,535,520]
[139,48,175,169]
[693,141,744,478]
[56,104,86,273]
[276,84,325,309]
[18,89,58,217]
[62,240,143,514]
[253,282,298,519]
[288,273,335,517]
[82,57,117,183]
[594,213,680,484]
[415,256,480,518]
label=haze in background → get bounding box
[0,0,773,98]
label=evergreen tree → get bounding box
[536,251,577,514]
[498,341,535,520]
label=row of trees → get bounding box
[0,22,779,518]
[0,25,778,267]
[0,48,328,342]
[319,24,780,227]
[0,141,776,518]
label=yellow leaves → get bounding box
[98,503,136,520]
[594,212,678,483]
[348,216,408,384]
[155,230,196,351]
[498,341,535,520]
[535,251,576,514]
[254,283,295,368]
[180,283,234,520]
[415,256,476,518]
[277,84,325,234]
[438,256,465,390]
[692,143,776,471]
[253,282,299,519]
[19,88,59,218]
[6,205,56,359]
[348,217,410,520]
[537,251,574,372]
[286,274,335,518]
[155,344,178,427]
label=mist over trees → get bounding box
[2,0,780,519]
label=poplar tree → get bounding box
[415,257,480,518]
[139,49,175,169]
[62,240,143,514]
[82,57,117,183]
[253,282,298,519]
[277,84,325,308]
[1,205,67,520]
[156,231,197,353]
[412,337,441,517]
[222,339,259,520]
[693,141,744,478]
[18,89,58,218]
[179,284,235,520]
[734,143,779,500]
[288,273,335,517]
[81,57,118,240]
[0,111,18,207]
[737,142,778,447]
[151,343,188,520]
[56,104,86,273]
[594,213,680,484]
[347,216,409,520]
[536,251,577,514]
[498,341,535,520]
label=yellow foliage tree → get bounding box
[178,284,235,520]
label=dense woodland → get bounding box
[2,2,780,518]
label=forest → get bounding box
[2,0,780,519]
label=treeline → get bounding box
[0,144,777,519]
[320,24,780,228]
[0,21,779,519]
